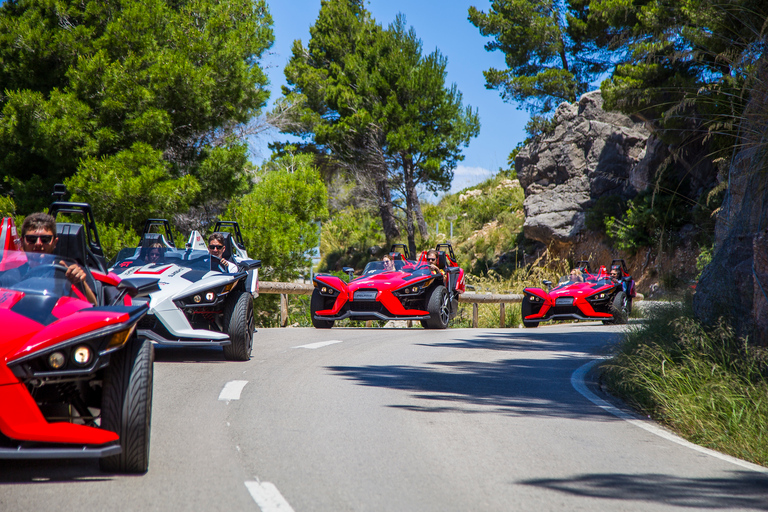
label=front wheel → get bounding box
[310,288,335,329]
[99,335,153,474]
[521,296,539,328]
[223,291,255,361]
[609,291,629,325]
[423,285,450,329]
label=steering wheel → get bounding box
[22,263,70,280]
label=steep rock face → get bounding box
[516,91,655,245]
[694,142,768,345]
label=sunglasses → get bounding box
[209,244,224,250]
[427,258,436,262]
[24,234,54,244]
[148,251,161,257]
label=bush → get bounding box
[603,303,768,466]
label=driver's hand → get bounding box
[62,261,86,284]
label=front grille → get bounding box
[349,302,385,313]
[551,305,579,316]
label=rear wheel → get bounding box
[100,335,153,474]
[310,288,335,329]
[424,285,450,329]
[609,291,629,324]
[521,296,539,328]
[223,291,254,361]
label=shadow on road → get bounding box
[519,471,768,510]
[327,328,620,420]
[153,344,227,363]
[0,459,113,484]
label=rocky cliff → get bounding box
[693,68,768,345]
[515,91,658,246]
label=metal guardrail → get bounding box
[258,281,523,328]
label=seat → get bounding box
[54,223,103,305]
[216,233,235,261]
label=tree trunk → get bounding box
[375,172,400,240]
[402,157,418,256]
[410,185,428,238]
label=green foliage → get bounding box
[0,0,274,214]
[469,0,613,115]
[585,194,627,232]
[226,154,328,282]
[604,188,691,254]
[65,143,201,232]
[281,1,479,253]
[319,207,385,271]
[97,222,141,262]
[0,195,15,217]
[603,303,768,466]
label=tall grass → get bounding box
[603,302,768,466]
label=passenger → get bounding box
[569,268,584,283]
[145,242,164,264]
[19,212,97,305]
[382,254,395,272]
[426,249,445,276]
[208,233,238,273]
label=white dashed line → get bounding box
[293,340,343,349]
[218,380,248,401]
[245,481,295,512]
[572,359,768,474]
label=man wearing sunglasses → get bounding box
[425,249,445,276]
[19,212,97,305]
[208,233,237,273]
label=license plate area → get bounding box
[354,290,377,301]
[555,297,574,306]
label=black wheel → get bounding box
[521,296,539,328]
[609,291,629,324]
[423,285,450,329]
[222,291,254,361]
[100,335,153,474]
[310,288,335,329]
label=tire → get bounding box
[521,296,539,328]
[609,291,629,325]
[310,288,335,329]
[100,335,153,474]
[222,291,254,361]
[423,285,450,329]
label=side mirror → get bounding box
[112,277,160,305]
[239,259,262,270]
[542,279,552,292]
[342,266,355,281]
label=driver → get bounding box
[426,249,445,276]
[208,233,238,273]
[19,213,97,305]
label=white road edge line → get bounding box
[572,359,768,474]
[218,380,248,401]
[245,481,295,512]
[293,340,344,350]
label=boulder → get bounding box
[516,91,654,244]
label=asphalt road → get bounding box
[1,324,767,511]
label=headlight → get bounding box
[318,285,338,296]
[175,283,235,307]
[527,294,542,302]
[586,291,610,303]
[395,278,433,295]
[9,322,139,380]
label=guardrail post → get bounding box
[500,303,505,328]
[280,293,288,327]
[472,303,478,328]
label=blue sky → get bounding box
[259,0,530,195]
